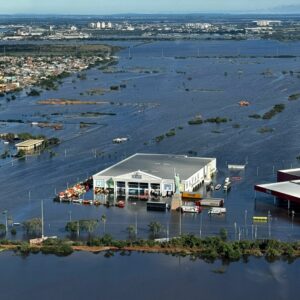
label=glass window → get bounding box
[95,179,105,187]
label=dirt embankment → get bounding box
[37,99,108,105]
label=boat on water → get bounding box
[117,200,125,208]
[208,207,227,215]
[94,201,101,206]
[181,205,201,213]
[238,100,250,107]
[215,184,222,190]
[113,137,128,144]
[3,141,9,145]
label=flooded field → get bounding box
[0,39,300,240]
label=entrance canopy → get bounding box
[255,180,300,204]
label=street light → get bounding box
[2,210,8,233]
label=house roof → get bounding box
[255,180,300,200]
[94,153,215,181]
[15,139,44,147]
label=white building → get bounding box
[93,153,217,198]
[96,22,101,29]
[254,20,282,27]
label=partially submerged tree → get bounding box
[148,221,164,239]
[23,218,42,236]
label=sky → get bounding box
[0,0,298,14]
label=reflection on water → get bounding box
[0,251,299,300]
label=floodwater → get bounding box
[0,251,299,300]
[0,39,300,240]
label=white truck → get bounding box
[208,207,227,215]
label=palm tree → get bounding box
[148,221,164,239]
[126,225,136,241]
[101,214,107,234]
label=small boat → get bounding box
[215,184,222,190]
[117,200,125,208]
[94,201,101,206]
[3,141,9,145]
[113,137,128,144]
[238,100,250,107]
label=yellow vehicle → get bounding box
[252,216,268,222]
[182,192,202,200]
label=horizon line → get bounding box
[0,12,300,16]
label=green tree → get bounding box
[126,225,136,241]
[65,221,78,233]
[101,215,107,233]
[80,220,98,234]
[148,221,164,239]
[0,224,6,236]
[219,228,228,241]
[23,218,42,236]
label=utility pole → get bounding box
[166,222,169,240]
[199,213,203,238]
[3,210,8,233]
[135,212,138,237]
[268,210,271,238]
[244,210,248,237]
[179,211,182,236]
[234,222,237,240]
[41,200,44,239]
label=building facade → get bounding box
[93,153,217,199]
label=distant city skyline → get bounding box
[1,0,300,14]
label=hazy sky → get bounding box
[0,0,297,14]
